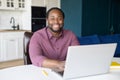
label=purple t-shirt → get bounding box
[29,27,80,67]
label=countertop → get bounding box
[0,29,31,32]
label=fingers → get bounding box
[52,61,65,72]
[57,61,65,72]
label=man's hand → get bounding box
[53,61,65,72]
[41,58,65,72]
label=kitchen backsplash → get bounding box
[0,11,23,30]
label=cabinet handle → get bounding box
[9,39,15,41]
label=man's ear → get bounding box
[46,18,48,26]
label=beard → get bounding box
[48,24,63,33]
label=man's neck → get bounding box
[51,31,61,38]
[48,28,61,38]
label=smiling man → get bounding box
[29,7,80,72]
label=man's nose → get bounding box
[54,19,59,24]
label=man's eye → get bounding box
[59,18,63,20]
[50,18,55,20]
[58,17,63,20]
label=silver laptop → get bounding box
[60,43,117,80]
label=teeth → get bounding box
[53,24,59,27]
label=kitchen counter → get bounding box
[0,30,29,62]
[0,29,31,32]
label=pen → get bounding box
[42,70,48,77]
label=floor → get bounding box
[0,59,24,69]
[0,58,119,69]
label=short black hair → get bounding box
[46,7,65,19]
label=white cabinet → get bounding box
[0,33,2,61]
[0,0,26,10]
[0,0,4,9]
[45,0,60,11]
[32,0,60,10]
[0,32,24,62]
[17,0,26,10]
[32,0,45,7]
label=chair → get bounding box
[23,32,33,65]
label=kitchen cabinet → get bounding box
[46,0,60,11]
[32,0,60,10]
[0,0,26,10]
[0,33,2,61]
[0,0,4,9]
[0,31,24,62]
[32,0,45,7]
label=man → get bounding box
[29,7,80,72]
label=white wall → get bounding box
[0,11,23,29]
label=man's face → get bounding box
[47,9,64,33]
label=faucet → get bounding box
[10,17,16,30]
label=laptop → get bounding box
[56,43,117,80]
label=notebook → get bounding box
[57,43,117,80]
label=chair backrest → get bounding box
[23,32,33,64]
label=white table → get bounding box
[72,66,120,80]
[0,65,120,80]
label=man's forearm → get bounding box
[41,58,65,72]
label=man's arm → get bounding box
[42,58,65,72]
[71,32,80,45]
[29,33,65,72]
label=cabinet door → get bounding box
[0,32,24,62]
[32,0,45,7]
[0,0,5,9]
[46,0,60,11]
[0,34,2,61]
[0,0,26,10]
[17,37,23,59]
[16,0,26,10]
[5,0,15,9]
[2,36,19,61]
